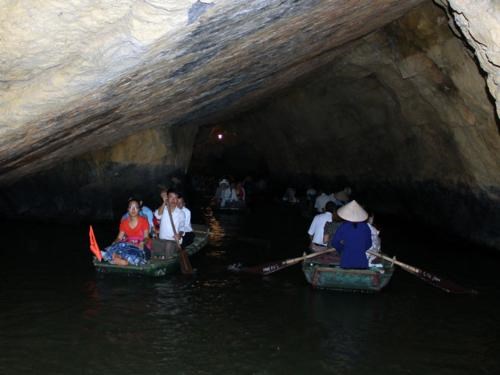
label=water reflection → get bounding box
[1,211,500,374]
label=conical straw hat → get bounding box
[337,200,368,222]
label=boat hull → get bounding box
[93,224,209,277]
[303,258,394,293]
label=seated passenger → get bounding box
[306,187,317,205]
[333,187,352,206]
[282,187,299,204]
[330,200,372,269]
[323,207,342,245]
[235,182,246,206]
[314,190,329,212]
[177,194,195,249]
[308,201,335,252]
[214,179,229,206]
[220,181,235,207]
[121,195,155,237]
[366,213,382,267]
[102,198,150,266]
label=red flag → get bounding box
[89,225,102,261]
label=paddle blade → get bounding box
[413,269,477,294]
[237,259,299,275]
[234,249,337,275]
[369,251,477,294]
[89,225,102,261]
[178,248,193,274]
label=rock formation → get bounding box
[435,0,500,117]
[0,0,425,183]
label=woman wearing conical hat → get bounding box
[330,200,372,269]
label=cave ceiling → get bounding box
[0,0,430,184]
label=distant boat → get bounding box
[216,204,246,212]
[212,200,247,212]
[302,256,394,292]
[93,224,209,277]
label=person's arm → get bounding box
[114,230,125,243]
[139,227,149,250]
[184,209,192,232]
[307,217,317,241]
[156,202,166,216]
[176,211,186,241]
[331,225,344,253]
[156,193,168,216]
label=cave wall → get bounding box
[435,0,500,118]
[0,124,198,220]
[191,3,500,248]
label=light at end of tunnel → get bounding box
[217,133,223,140]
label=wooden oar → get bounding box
[167,203,194,275]
[242,248,337,275]
[367,250,476,294]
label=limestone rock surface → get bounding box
[0,0,425,183]
[435,0,500,117]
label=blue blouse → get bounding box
[331,222,372,269]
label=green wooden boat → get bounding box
[93,224,209,277]
[302,256,394,293]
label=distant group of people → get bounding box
[307,196,381,270]
[281,186,352,209]
[101,189,195,266]
[214,178,246,208]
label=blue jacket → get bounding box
[331,222,372,269]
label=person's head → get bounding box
[129,195,143,207]
[127,199,141,217]
[324,201,336,214]
[177,192,185,208]
[167,188,180,207]
[367,212,375,225]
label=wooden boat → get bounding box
[93,224,209,277]
[302,255,394,292]
[216,205,246,212]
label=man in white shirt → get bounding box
[152,189,186,258]
[314,190,330,213]
[308,201,335,251]
[177,194,195,249]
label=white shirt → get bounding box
[155,207,186,241]
[314,193,329,212]
[181,206,192,232]
[308,212,333,245]
[366,223,381,266]
[367,223,381,251]
[221,187,232,200]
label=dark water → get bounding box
[1,204,499,375]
